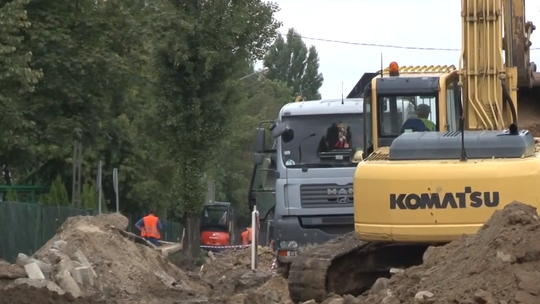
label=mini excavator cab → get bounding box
[200,202,233,251]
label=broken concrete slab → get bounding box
[72,266,94,286]
[57,258,74,276]
[71,250,97,278]
[14,278,65,295]
[16,253,52,279]
[55,271,82,298]
[60,241,78,257]
[16,253,31,266]
[48,249,69,264]
[24,262,45,280]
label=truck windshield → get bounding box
[281,114,363,167]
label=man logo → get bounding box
[327,188,353,204]
[327,188,354,196]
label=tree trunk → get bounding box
[183,213,201,258]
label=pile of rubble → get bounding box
[198,246,292,304]
[0,213,207,304]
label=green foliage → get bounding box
[81,181,97,210]
[153,0,282,219]
[210,77,292,217]
[0,0,43,168]
[0,0,304,233]
[5,188,19,202]
[43,175,69,206]
[264,28,324,100]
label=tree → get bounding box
[152,0,281,256]
[211,76,293,218]
[7,0,171,215]
[0,0,42,185]
[81,181,97,210]
[263,28,324,100]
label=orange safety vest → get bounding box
[141,215,161,239]
[241,227,253,245]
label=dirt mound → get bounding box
[359,201,540,304]
[0,285,104,304]
[29,213,206,303]
[201,246,275,278]
[198,247,291,303]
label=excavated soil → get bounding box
[0,285,105,304]
[22,213,206,303]
[358,201,540,304]
[199,247,291,303]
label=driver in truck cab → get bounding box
[317,122,352,152]
[400,103,436,133]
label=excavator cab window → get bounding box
[363,86,374,155]
[200,204,229,232]
[377,95,438,136]
[445,77,463,131]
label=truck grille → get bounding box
[300,183,354,208]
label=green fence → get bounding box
[0,201,183,263]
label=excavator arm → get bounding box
[460,0,538,131]
[502,0,537,88]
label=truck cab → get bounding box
[251,98,366,271]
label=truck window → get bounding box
[378,95,438,136]
[281,114,364,167]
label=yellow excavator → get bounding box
[287,0,540,302]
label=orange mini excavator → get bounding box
[200,202,234,251]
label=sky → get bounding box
[269,0,540,98]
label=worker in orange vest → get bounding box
[241,226,253,245]
[135,210,163,246]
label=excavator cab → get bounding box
[200,202,233,251]
[362,61,462,155]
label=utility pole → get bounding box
[71,128,83,209]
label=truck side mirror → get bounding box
[254,153,265,165]
[272,123,287,138]
[254,128,266,152]
[272,124,294,143]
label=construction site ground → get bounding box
[2,201,540,303]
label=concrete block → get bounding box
[16,253,31,266]
[30,259,52,280]
[73,266,94,286]
[71,267,82,285]
[48,249,68,264]
[57,258,73,276]
[55,272,82,298]
[60,241,78,257]
[24,262,45,280]
[72,250,97,278]
[16,253,52,279]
